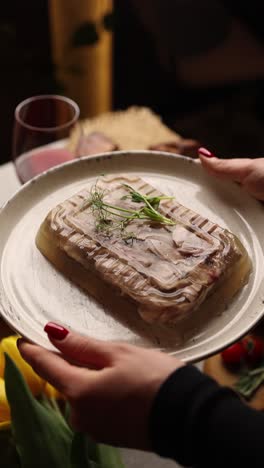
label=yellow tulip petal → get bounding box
[1,336,45,396]
[0,421,11,430]
[44,382,64,400]
[0,378,10,423]
[0,347,4,379]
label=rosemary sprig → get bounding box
[85,181,175,241]
[234,365,264,399]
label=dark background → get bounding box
[113,0,264,157]
[1,1,264,163]
[0,2,55,163]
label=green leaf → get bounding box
[72,23,99,47]
[0,428,20,467]
[85,435,100,463]
[4,353,73,468]
[71,433,125,468]
[64,400,71,425]
[234,370,264,399]
[94,444,126,468]
[71,432,95,468]
[147,197,161,210]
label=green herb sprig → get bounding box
[121,183,174,211]
[85,182,175,241]
[234,365,264,399]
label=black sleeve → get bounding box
[149,365,264,468]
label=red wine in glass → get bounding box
[12,95,80,184]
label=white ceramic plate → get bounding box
[0,151,264,363]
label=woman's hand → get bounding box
[198,148,264,201]
[18,323,184,449]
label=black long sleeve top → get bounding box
[150,365,264,468]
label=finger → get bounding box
[199,153,252,183]
[243,170,264,201]
[44,322,115,368]
[17,339,89,395]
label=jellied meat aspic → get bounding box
[36,174,251,326]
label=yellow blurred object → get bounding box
[0,335,64,430]
[44,382,64,400]
[49,0,113,117]
[0,336,44,396]
[0,348,4,378]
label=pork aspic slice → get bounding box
[36,174,251,325]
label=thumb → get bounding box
[198,148,252,183]
[44,322,114,369]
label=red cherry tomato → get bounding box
[241,335,264,365]
[221,342,245,367]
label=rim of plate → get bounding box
[0,150,263,362]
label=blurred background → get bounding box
[1,0,264,163]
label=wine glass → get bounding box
[12,95,80,183]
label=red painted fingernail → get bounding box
[198,147,216,158]
[44,322,69,340]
